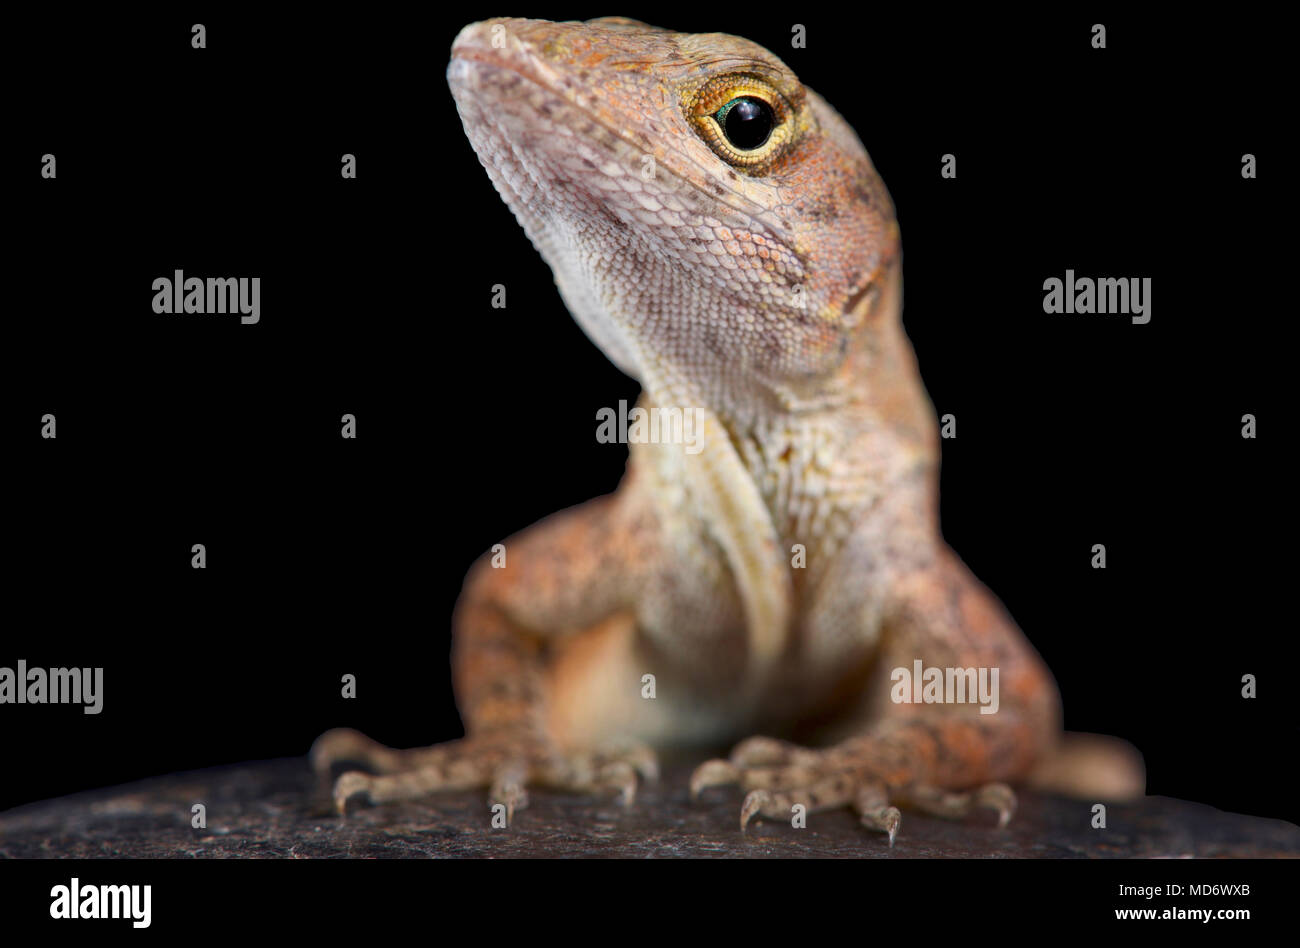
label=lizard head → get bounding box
[449,17,900,413]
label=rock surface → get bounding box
[1,755,1296,858]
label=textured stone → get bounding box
[1,755,1296,858]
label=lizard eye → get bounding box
[715,97,774,151]
[688,75,795,175]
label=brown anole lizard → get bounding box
[312,16,1143,843]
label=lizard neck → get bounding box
[653,262,934,550]
[638,263,937,603]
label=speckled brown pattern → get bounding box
[310,17,1143,845]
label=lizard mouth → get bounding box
[447,23,663,377]
[448,40,634,236]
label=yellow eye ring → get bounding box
[688,75,795,173]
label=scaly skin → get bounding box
[312,17,1139,843]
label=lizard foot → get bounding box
[311,727,658,821]
[690,735,1014,845]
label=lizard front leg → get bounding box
[693,544,1061,844]
[312,485,662,819]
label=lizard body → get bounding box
[313,17,1142,841]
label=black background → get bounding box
[5,6,1293,829]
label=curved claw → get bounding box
[332,771,374,816]
[612,741,660,782]
[490,764,530,825]
[739,789,772,831]
[601,761,639,807]
[866,806,901,847]
[976,783,1017,828]
[690,758,741,800]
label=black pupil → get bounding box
[719,97,773,150]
